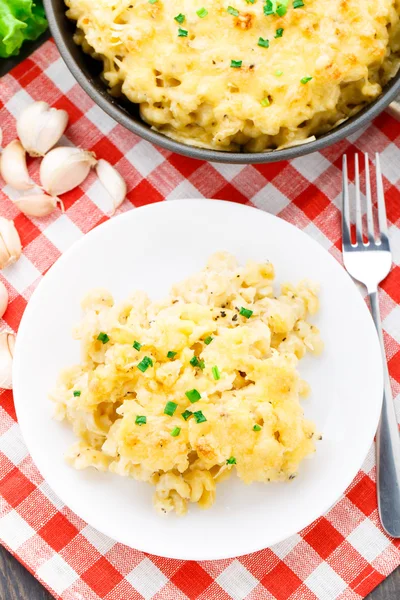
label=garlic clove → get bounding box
[0,281,8,319]
[0,140,35,191]
[0,217,22,269]
[0,332,15,389]
[40,146,97,196]
[95,159,127,215]
[17,101,69,158]
[14,194,64,218]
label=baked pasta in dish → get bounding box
[66,0,400,152]
[51,253,323,515]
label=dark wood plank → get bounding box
[368,566,400,600]
[0,546,53,600]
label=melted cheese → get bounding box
[66,0,400,151]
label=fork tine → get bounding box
[364,153,375,243]
[375,153,389,242]
[354,154,363,245]
[342,155,352,247]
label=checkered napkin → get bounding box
[0,39,400,600]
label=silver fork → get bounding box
[342,153,400,537]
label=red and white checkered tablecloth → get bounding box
[0,39,400,600]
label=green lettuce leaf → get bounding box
[0,0,48,58]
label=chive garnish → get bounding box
[137,356,153,372]
[171,427,181,437]
[178,27,188,37]
[258,37,269,48]
[135,415,146,425]
[73,390,81,397]
[133,340,142,351]
[261,98,270,107]
[196,7,208,17]
[227,456,236,464]
[275,28,284,38]
[293,0,304,7]
[185,389,201,403]
[174,13,185,23]
[231,60,242,68]
[193,410,207,423]
[190,356,199,367]
[167,351,177,359]
[212,366,221,380]
[239,306,253,318]
[300,76,312,84]
[227,6,239,15]
[97,332,109,344]
[164,401,178,416]
[181,410,193,420]
[204,336,213,345]
[253,424,262,431]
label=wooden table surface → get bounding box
[1,33,400,600]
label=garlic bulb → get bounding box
[0,281,8,319]
[15,194,64,218]
[40,146,97,196]
[17,101,69,157]
[0,140,34,191]
[0,217,22,269]
[0,332,15,389]
[96,159,127,215]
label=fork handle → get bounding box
[370,290,400,537]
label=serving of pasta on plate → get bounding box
[65,0,400,152]
[51,252,323,515]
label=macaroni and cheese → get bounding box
[51,253,323,515]
[66,0,400,151]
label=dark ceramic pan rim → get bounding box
[44,0,400,164]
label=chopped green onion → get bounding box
[239,306,253,318]
[300,75,313,84]
[275,69,283,76]
[171,427,181,437]
[73,390,81,397]
[258,37,269,48]
[193,410,207,423]
[293,0,304,7]
[167,351,177,359]
[263,0,274,15]
[227,6,239,16]
[253,424,262,431]
[275,28,284,38]
[135,415,147,426]
[261,97,270,107]
[230,59,242,68]
[133,340,142,351]
[196,7,208,17]
[181,410,193,420]
[178,27,188,37]
[174,13,185,23]
[190,356,199,367]
[164,401,178,416]
[185,389,201,403]
[204,336,213,345]
[212,365,221,380]
[227,456,236,464]
[137,356,153,372]
[198,359,205,370]
[245,0,256,3]
[276,4,287,15]
[97,332,109,344]
[148,0,158,4]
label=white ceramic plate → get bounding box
[13,200,383,560]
